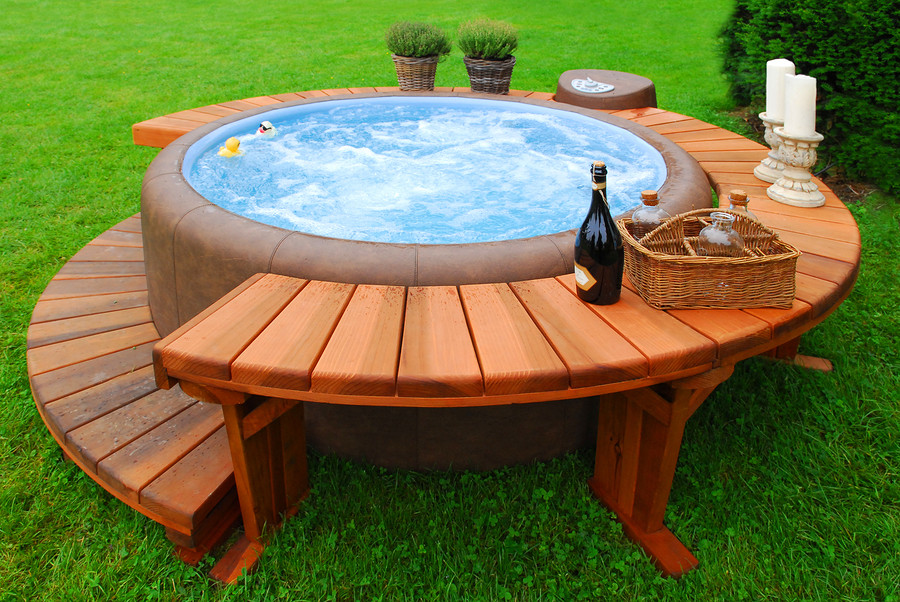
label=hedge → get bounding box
[721,0,900,194]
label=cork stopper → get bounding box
[728,189,749,206]
[640,190,659,206]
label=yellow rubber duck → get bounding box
[218,136,243,157]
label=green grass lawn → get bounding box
[1,0,897,600]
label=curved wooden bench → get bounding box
[28,88,859,581]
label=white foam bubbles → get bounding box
[188,100,666,244]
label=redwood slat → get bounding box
[141,427,235,531]
[55,260,145,279]
[311,284,406,396]
[28,322,159,376]
[32,290,149,323]
[460,283,569,395]
[98,402,224,503]
[41,366,160,436]
[66,386,196,471]
[558,275,716,376]
[666,308,771,359]
[27,305,153,348]
[161,274,305,381]
[230,280,355,390]
[29,341,157,404]
[70,244,144,262]
[397,286,483,397]
[510,278,648,388]
[40,275,147,300]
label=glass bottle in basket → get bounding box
[631,190,671,241]
[696,212,745,257]
[726,189,758,221]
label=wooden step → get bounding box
[27,214,236,551]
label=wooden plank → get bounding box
[611,107,668,120]
[89,230,144,248]
[28,322,160,376]
[165,109,223,124]
[312,284,406,396]
[397,286,483,398]
[773,229,860,265]
[631,112,693,127]
[98,402,224,503]
[239,96,283,107]
[55,260,145,279]
[231,281,355,390]
[662,129,749,143]
[40,276,147,300]
[65,386,196,471]
[667,308,770,360]
[647,119,720,135]
[110,215,142,233]
[27,306,153,348]
[510,279,648,388]
[795,252,858,286]
[29,341,156,404]
[189,104,241,118]
[140,426,234,531]
[557,275,716,376]
[698,161,766,173]
[676,138,767,152]
[460,283,569,395]
[161,274,305,381]
[269,92,308,102]
[743,299,814,340]
[750,202,858,226]
[794,272,847,318]
[744,209,861,244]
[687,149,769,162]
[31,290,149,323]
[70,244,144,262]
[153,274,267,388]
[40,366,159,436]
[218,100,263,111]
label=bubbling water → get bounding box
[186,97,666,244]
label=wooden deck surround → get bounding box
[28,87,859,582]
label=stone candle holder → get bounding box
[753,112,786,183]
[766,127,825,207]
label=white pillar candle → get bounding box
[783,74,818,138]
[765,58,795,121]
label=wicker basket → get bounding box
[391,54,440,91]
[618,209,800,309]
[463,56,516,94]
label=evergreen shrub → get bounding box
[721,0,899,193]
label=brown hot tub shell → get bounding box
[140,92,712,469]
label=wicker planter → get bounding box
[391,54,440,91]
[463,56,516,94]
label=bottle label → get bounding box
[574,261,596,291]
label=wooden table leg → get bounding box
[589,366,733,577]
[199,392,309,583]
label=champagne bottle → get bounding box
[574,161,624,304]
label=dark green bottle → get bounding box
[573,161,624,305]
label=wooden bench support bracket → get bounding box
[589,366,733,577]
[759,336,834,372]
[212,394,309,582]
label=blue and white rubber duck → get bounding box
[256,121,277,137]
